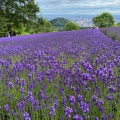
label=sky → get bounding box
[35,0,120,16]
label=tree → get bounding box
[64,22,79,31]
[0,0,40,33]
[114,22,120,26]
[92,12,114,28]
[34,18,56,33]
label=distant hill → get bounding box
[49,18,71,31]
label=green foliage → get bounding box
[12,24,30,35]
[64,22,79,31]
[113,22,120,27]
[0,0,40,35]
[34,18,56,33]
[92,12,115,28]
[0,1,56,36]
[116,22,120,26]
[11,18,56,35]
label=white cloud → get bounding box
[35,0,120,15]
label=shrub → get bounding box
[64,22,79,31]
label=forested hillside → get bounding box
[49,18,70,31]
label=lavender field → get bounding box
[0,29,120,120]
[100,27,120,41]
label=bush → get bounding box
[64,22,79,31]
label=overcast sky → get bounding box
[35,0,120,16]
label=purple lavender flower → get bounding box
[64,106,73,118]
[17,101,25,111]
[49,106,55,117]
[97,99,104,106]
[27,91,33,97]
[33,100,40,110]
[27,91,35,104]
[62,97,67,106]
[108,113,113,119]
[92,95,97,102]
[64,77,71,87]
[117,84,120,92]
[51,92,54,98]
[2,92,7,96]
[20,87,25,94]
[28,73,32,80]
[54,84,58,89]
[48,75,53,82]
[7,81,14,89]
[40,90,45,100]
[68,95,76,106]
[73,115,83,120]
[21,78,26,86]
[4,104,9,111]
[99,106,105,114]
[42,103,46,110]
[71,86,76,91]
[101,114,107,120]
[28,95,34,105]
[77,94,83,103]
[94,117,99,120]
[59,88,64,95]
[46,69,51,76]
[106,93,114,100]
[15,77,20,86]
[108,85,116,92]
[79,101,90,113]
[54,100,58,109]
[8,94,13,101]
[23,112,31,120]
[10,109,17,116]
[34,59,38,64]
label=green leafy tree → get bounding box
[92,12,114,28]
[64,22,79,31]
[0,0,40,35]
[113,22,120,26]
[34,18,56,33]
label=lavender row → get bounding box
[100,27,120,41]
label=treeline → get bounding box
[0,0,55,37]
